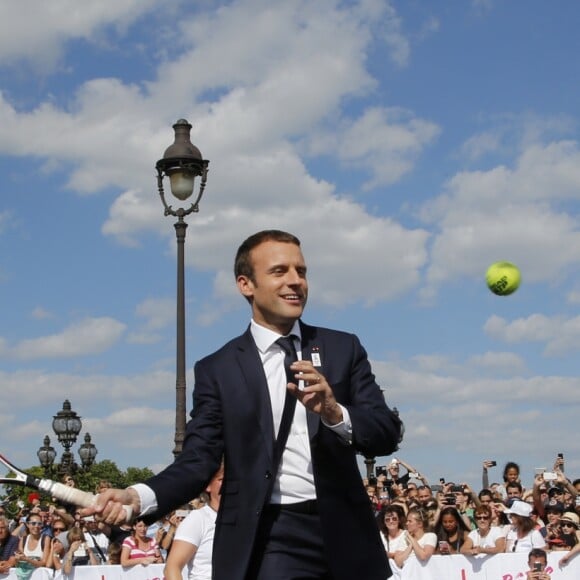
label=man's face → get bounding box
[506,486,521,499]
[237,241,308,335]
[528,556,546,572]
[417,488,432,505]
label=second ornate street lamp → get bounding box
[52,399,82,474]
[78,432,98,470]
[156,119,210,458]
[37,435,57,477]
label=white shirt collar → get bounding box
[250,319,302,354]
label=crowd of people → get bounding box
[0,471,224,579]
[0,456,577,579]
[365,456,579,578]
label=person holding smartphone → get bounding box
[526,548,551,580]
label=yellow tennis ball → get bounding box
[486,261,521,296]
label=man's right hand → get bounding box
[82,487,141,525]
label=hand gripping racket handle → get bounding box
[37,479,133,521]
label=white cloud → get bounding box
[0,0,161,70]
[307,107,440,190]
[1,317,126,360]
[484,313,580,356]
[467,351,526,374]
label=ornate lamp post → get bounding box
[156,119,210,458]
[38,400,98,476]
[37,436,57,477]
[78,433,98,470]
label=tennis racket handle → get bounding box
[38,480,133,521]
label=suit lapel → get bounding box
[236,328,275,462]
[299,322,321,440]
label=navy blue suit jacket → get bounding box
[146,321,402,579]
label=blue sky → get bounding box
[1,0,579,492]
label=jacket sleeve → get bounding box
[343,334,403,458]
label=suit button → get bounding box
[265,471,272,479]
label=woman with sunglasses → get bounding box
[461,505,505,556]
[378,504,407,558]
[378,504,407,579]
[559,512,580,568]
[503,500,546,553]
[13,514,50,570]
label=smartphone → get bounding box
[438,541,450,552]
[534,467,545,476]
[430,485,443,492]
[444,494,456,505]
[557,453,564,459]
[489,460,497,467]
[439,478,445,484]
[175,509,189,518]
[543,471,557,481]
[451,485,464,493]
[534,561,542,572]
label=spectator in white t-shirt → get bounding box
[164,464,224,580]
[461,505,506,556]
[393,507,437,569]
[504,500,546,553]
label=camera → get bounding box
[443,494,456,505]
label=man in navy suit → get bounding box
[92,230,403,579]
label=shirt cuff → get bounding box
[321,404,352,443]
[130,483,158,516]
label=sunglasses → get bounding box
[53,527,66,532]
[28,522,43,526]
[384,516,399,521]
[561,522,576,528]
[475,516,490,520]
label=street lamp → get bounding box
[37,435,56,476]
[42,400,97,475]
[156,119,210,458]
[78,433,98,470]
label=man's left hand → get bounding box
[287,361,343,425]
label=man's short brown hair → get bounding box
[234,230,301,281]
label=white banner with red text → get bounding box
[5,552,579,580]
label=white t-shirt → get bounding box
[467,526,504,549]
[174,506,217,580]
[505,527,546,553]
[381,530,407,554]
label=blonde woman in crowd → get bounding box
[394,508,436,569]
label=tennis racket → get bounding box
[0,453,133,519]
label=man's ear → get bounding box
[237,275,254,299]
